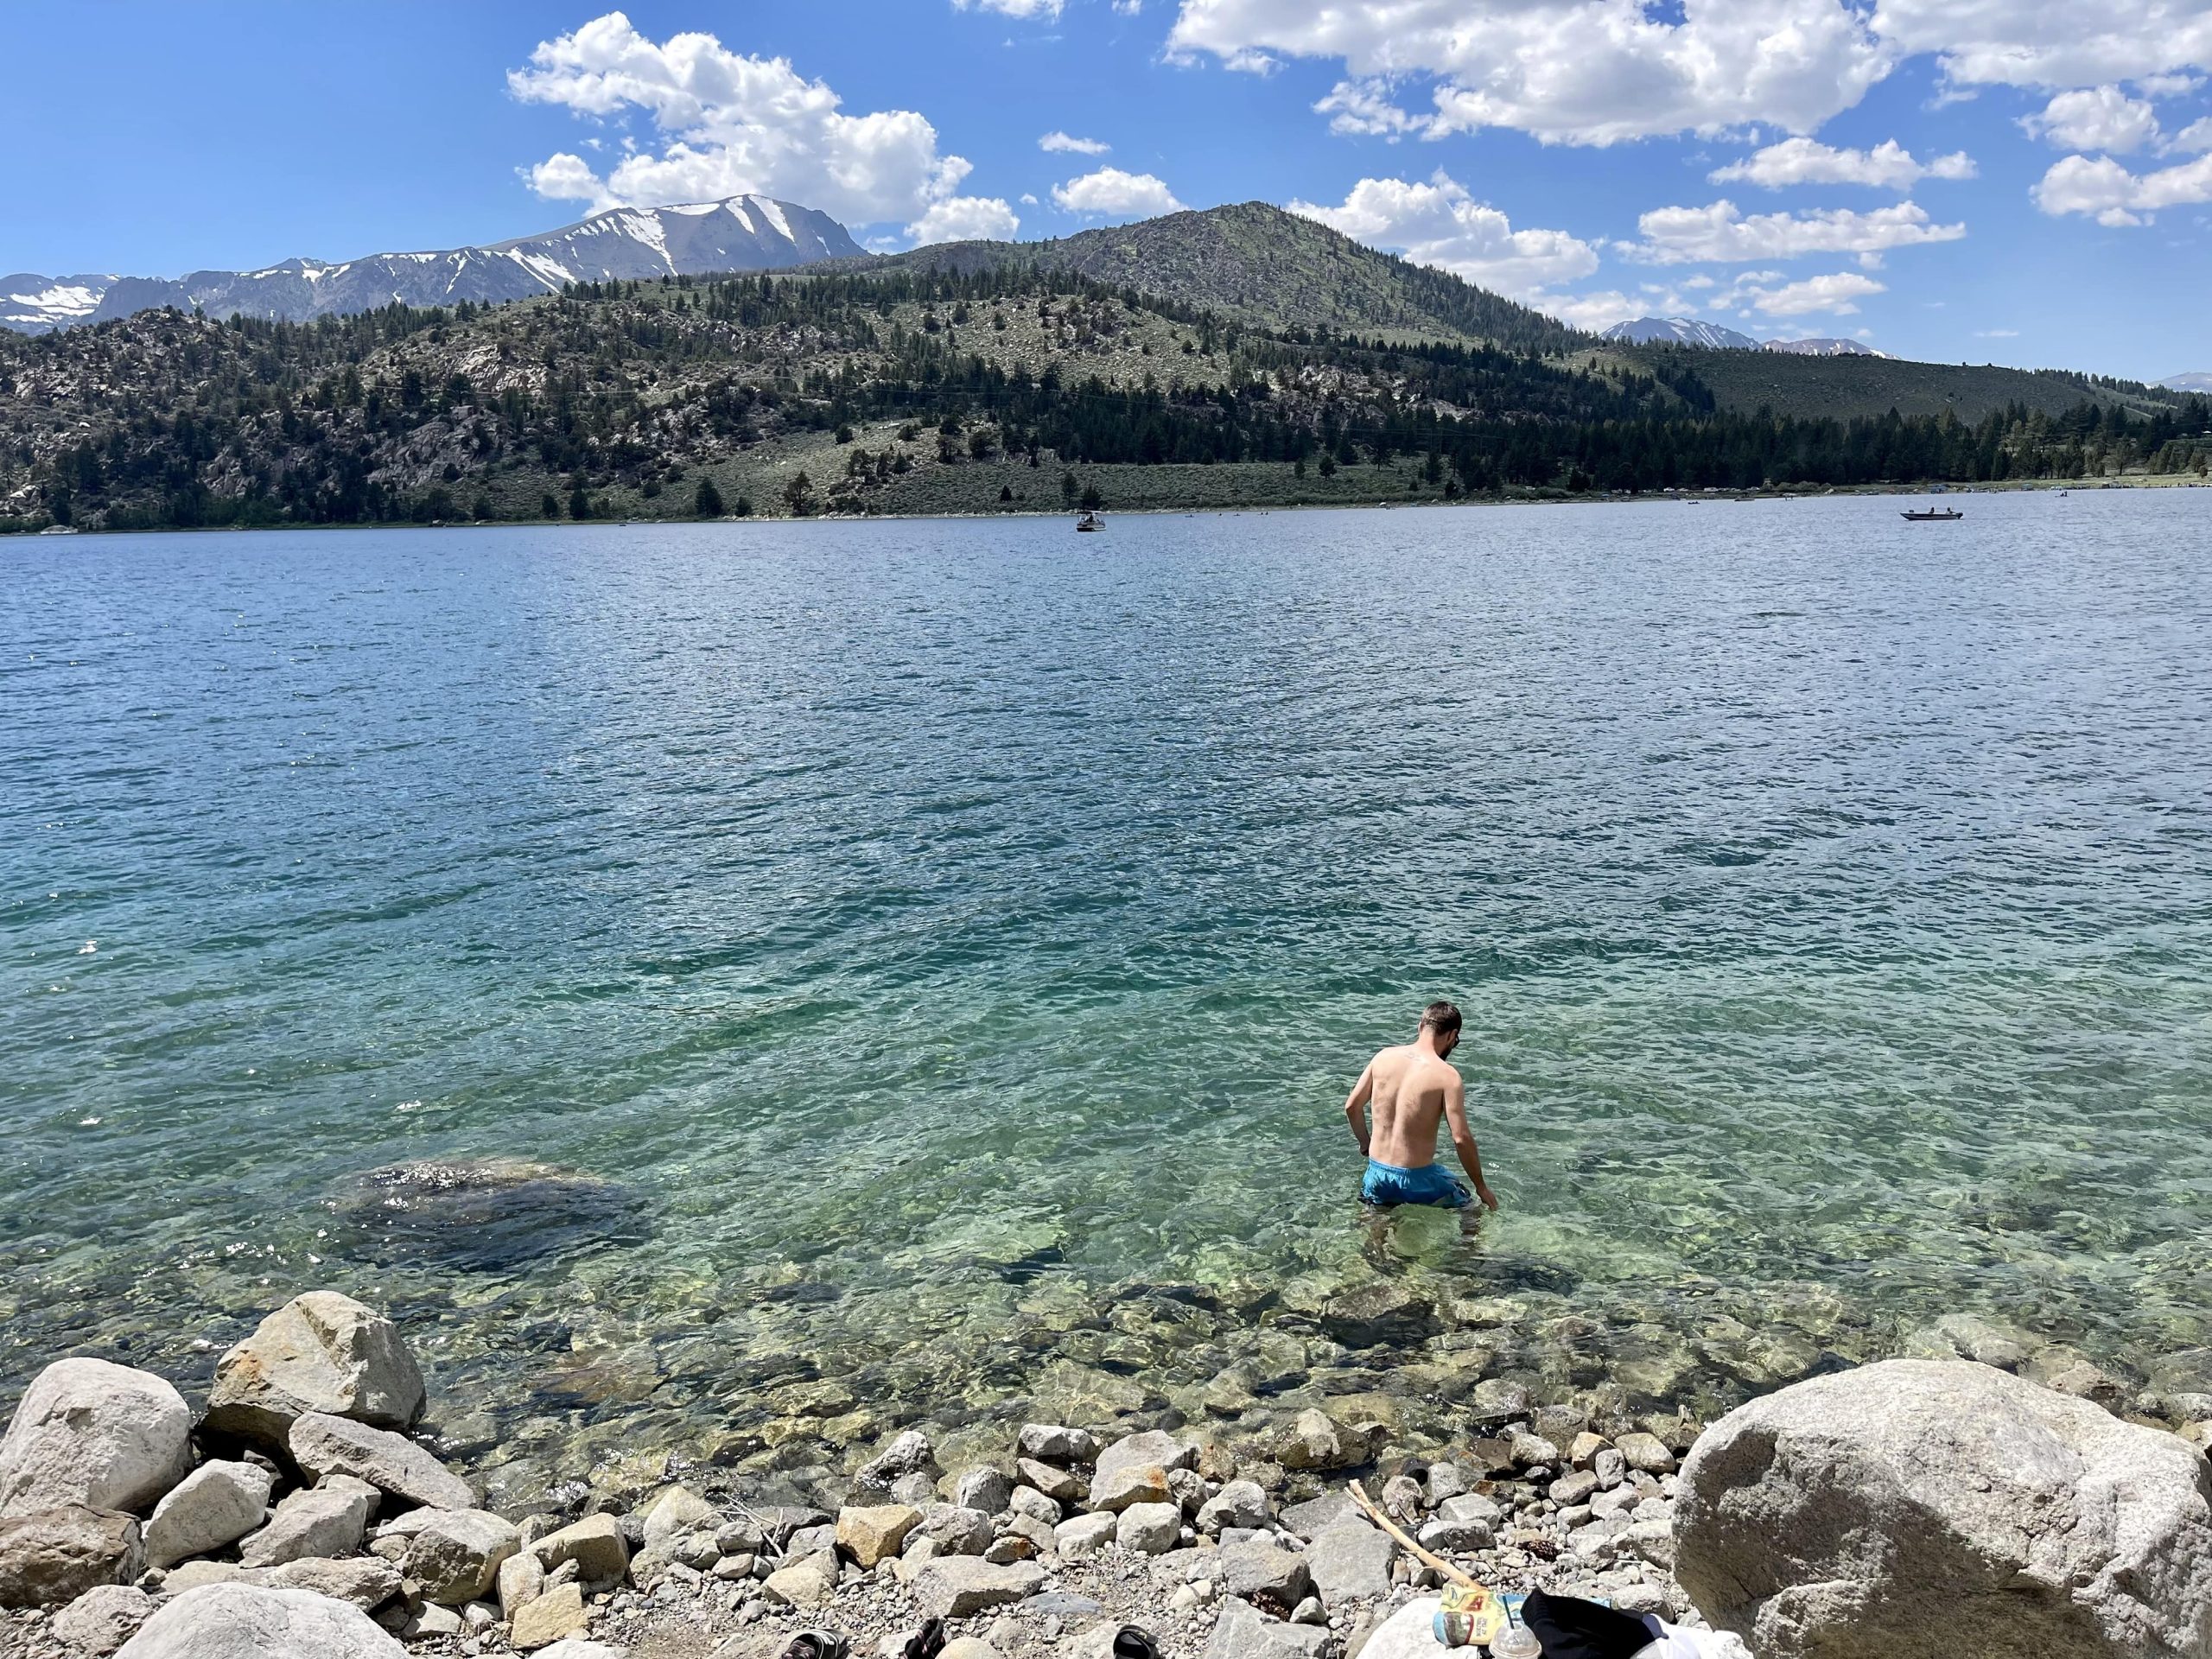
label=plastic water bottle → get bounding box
[1490,1624,1543,1658]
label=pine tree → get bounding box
[783,471,815,516]
[695,477,726,518]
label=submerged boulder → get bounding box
[1675,1357,2212,1659]
[202,1293,424,1451]
[331,1159,645,1273]
[0,1359,193,1519]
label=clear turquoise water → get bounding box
[4,493,2209,1493]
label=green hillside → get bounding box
[1621,343,2178,423]
[811,202,1584,355]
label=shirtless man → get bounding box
[1344,1001,1498,1211]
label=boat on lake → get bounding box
[1902,507,1964,520]
[1076,511,1103,531]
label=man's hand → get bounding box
[1475,1182,1500,1212]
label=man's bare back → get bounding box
[1344,1001,1499,1211]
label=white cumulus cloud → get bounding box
[508,11,1008,243]
[1039,130,1111,154]
[1710,137,1976,189]
[1718,270,1888,315]
[1287,171,1600,295]
[2021,86,2163,152]
[1051,167,1186,217]
[1619,199,1967,264]
[1166,0,2212,145]
[906,196,1022,245]
[2175,115,2212,152]
[2032,149,2212,223]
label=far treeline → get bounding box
[2,262,2207,533]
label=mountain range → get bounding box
[1602,317,1891,358]
[0,197,860,334]
[2160,372,2212,393]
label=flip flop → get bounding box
[782,1636,851,1659]
[900,1618,948,1659]
[1114,1628,1164,1659]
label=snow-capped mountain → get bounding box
[1601,316,1760,350]
[0,197,862,334]
[1,273,118,333]
[1762,337,1891,358]
[2159,372,2212,393]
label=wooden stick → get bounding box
[1349,1478,1478,1587]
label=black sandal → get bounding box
[1114,1628,1163,1659]
[783,1636,851,1659]
[901,1618,948,1659]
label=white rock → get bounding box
[0,1360,193,1519]
[1115,1502,1180,1555]
[1355,1596,1447,1657]
[52,1582,158,1656]
[531,1643,628,1659]
[202,1294,424,1451]
[143,1461,274,1570]
[236,1484,372,1567]
[114,1583,405,1658]
[287,1414,472,1511]
[405,1509,520,1605]
[1676,1358,2212,1659]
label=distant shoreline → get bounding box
[13,473,2208,539]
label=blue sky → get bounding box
[3,1,2209,378]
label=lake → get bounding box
[4,491,2209,1498]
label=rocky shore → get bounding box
[3,1290,2209,1659]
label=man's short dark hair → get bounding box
[1421,1000,1462,1038]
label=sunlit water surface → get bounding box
[4,493,2209,1498]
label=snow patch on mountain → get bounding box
[1600,316,1761,350]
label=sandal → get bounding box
[782,1636,851,1659]
[1114,1629,1164,1659]
[900,1618,948,1659]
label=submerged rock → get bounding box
[1675,1358,2212,1659]
[331,1159,646,1273]
[0,1359,193,1520]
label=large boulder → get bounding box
[52,1583,158,1656]
[0,1505,143,1609]
[288,1413,472,1510]
[0,1360,193,1518]
[1675,1358,2212,1659]
[114,1582,404,1658]
[235,1484,373,1567]
[201,1294,424,1451]
[143,1461,274,1569]
[404,1508,519,1605]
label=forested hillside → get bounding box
[3,258,2207,533]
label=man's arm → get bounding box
[1343,1062,1374,1155]
[1443,1076,1498,1211]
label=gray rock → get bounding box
[1091,1431,1195,1497]
[1593,1447,1628,1490]
[1007,1486,1061,1525]
[1510,1431,1560,1469]
[1615,1432,1676,1475]
[918,1504,993,1556]
[202,1294,424,1452]
[1275,1410,1354,1472]
[114,1582,404,1658]
[1549,1471,1599,1507]
[143,1462,273,1570]
[1016,1458,1083,1503]
[639,1486,716,1550]
[854,1430,938,1496]
[1215,1539,1312,1607]
[1088,1464,1172,1514]
[527,1515,629,1591]
[1205,1596,1330,1657]
[235,1484,372,1567]
[288,1414,473,1512]
[1415,1515,1492,1554]
[1903,1313,2035,1373]
[406,1509,520,1605]
[912,1555,1045,1618]
[953,1467,1014,1516]
[1353,1596,1447,1659]
[1306,1521,1394,1607]
[1115,1503,1180,1555]
[1676,1357,2212,1659]
[1466,1379,1531,1430]
[257,1554,402,1611]
[1280,1491,1361,1541]
[1052,1512,1117,1559]
[1016,1424,1096,1464]
[0,1361,193,1520]
[0,1506,143,1610]
[52,1583,157,1656]
[1437,1493,1502,1528]
[1197,1479,1272,1535]
[498,1548,545,1619]
[531,1644,627,1659]
[1424,1462,1470,1505]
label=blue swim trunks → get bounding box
[1361,1159,1471,1209]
